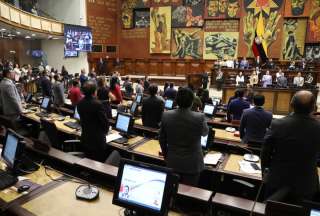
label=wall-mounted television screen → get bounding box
[64,49,78,58]
[64,24,92,52]
[31,50,44,58]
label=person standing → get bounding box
[227,89,250,121]
[52,74,65,108]
[68,80,83,106]
[261,90,320,203]
[0,69,23,120]
[262,71,273,87]
[77,81,109,162]
[293,72,304,87]
[160,87,209,186]
[202,71,209,89]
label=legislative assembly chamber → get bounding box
[0,0,319,215]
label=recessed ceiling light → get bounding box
[52,37,59,40]
[25,36,31,39]
[8,34,15,37]
[1,28,6,31]
[31,34,36,37]
[16,31,20,35]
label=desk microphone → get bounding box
[236,145,260,163]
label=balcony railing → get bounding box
[0,1,63,35]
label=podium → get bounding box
[187,73,203,89]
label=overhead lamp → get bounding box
[25,35,31,39]
[31,33,36,37]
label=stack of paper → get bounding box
[204,153,222,165]
[112,109,118,118]
[106,133,123,143]
[238,160,262,174]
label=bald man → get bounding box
[261,90,320,204]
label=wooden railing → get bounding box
[0,0,63,35]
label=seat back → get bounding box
[40,118,61,148]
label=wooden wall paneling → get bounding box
[259,91,275,112]
[162,60,174,76]
[123,59,134,75]
[176,60,188,76]
[275,91,292,114]
[135,59,148,75]
[222,88,236,104]
[189,61,203,74]
[149,60,161,76]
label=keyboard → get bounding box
[0,170,18,190]
[36,112,49,118]
[64,121,81,130]
[113,137,128,144]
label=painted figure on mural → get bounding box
[151,7,169,53]
[227,0,240,18]
[172,29,202,59]
[291,0,306,15]
[207,0,219,16]
[282,20,303,60]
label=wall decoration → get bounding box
[284,0,310,17]
[304,44,320,61]
[134,9,150,28]
[206,0,240,18]
[172,6,187,27]
[171,28,203,59]
[281,19,307,60]
[184,0,205,27]
[149,0,182,6]
[241,0,283,57]
[135,0,150,8]
[306,0,320,42]
[150,7,172,54]
[122,0,138,29]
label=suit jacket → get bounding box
[164,88,177,100]
[40,76,52,97]
[0,78,22,118]
[159,109,209,174]
[228,98,250,120]
[141,95,164,128]
[52,82,65,107]
[261,114,320,199]
[77,96,109,162]
[240,107,272,143]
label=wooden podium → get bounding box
[187,73,203,89]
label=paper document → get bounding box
[106,133,123,143]
[204,153,222,165]
[238,160,262,174]
[112,109,118,118]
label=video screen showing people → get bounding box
[64,24,92,52]
[118,164,167,211]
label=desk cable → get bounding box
[249,179,264,216]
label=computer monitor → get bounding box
[164,100,173,110]
[40,97,51,111]
[201,127,214,150]
[115,113,134,135]
[1,129,23,170]
[203,104,216,116]
[136,94,142,104]
[74,107,80,121]
[25,93,33,103]
[130,102,138,115]
[113,159,178,216]
[310,210,320,216]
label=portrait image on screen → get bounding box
[116,114,131,133]
[203,104,215,116]
[2,131,19,169]
[165,100,173,109]
[41,97,50,110]
[64,24,92,52]
[118,164,167,211]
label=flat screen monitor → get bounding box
[31,50,44,58]
[25,93,32,103]
[130,102,137,115]
[203,104,215,116]
[310,210,320,216]
[64,49,78,58]
[74,107,80,121]
[115,113,132,134]
[64,24,92,52]
[1,129,21,169]
[201,128,213,150]
[41,97,50,110]
[136,94,142,103]
[164,100,173,110]
[201,135,208,148]
[113,159,176,216]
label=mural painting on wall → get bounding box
[203,20,239,60]
[206,0,240,18]
[184,0,205,27]
[134,9,150,28]
[304,44,320,61]
[306,0,320,42]
[150,7,172,54]
[122,0,137,29]
[243,0,283,57]
[284,0,309,17]
[149,0,182,6]
[171,28,203,59]
[281,19,307,60]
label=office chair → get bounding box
[0,115,31,137]
[104,150,121,167]
[265,200,307,216]
[40,118,82,154]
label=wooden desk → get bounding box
[133,139,163,159]
[223,154,262,180]
[214,128,241,143]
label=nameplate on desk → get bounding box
[204,153,222,165]
[106,133,123,143]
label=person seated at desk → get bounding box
[110,76,122,105]
[159,87,209,186]
[276,72,288,88]
[266,58,275,69]
[248,71,259,87]
[293,72,304,87]
[68,80,83,106]
[141,84,164,129]
[240,57,249,69]
[234,58,239,69]
[235,71,245,86]
[300,58,307,71]
[262,70,273,87]
[261,90,320,204]
[305,73,314,87]
[215,70,224,91]
[97,77,116,119]
[228,89,250,121]
[0,69,23,120]
[123,76,133,97]
[288,60,296,71]
[78,81,109,162]
[240,94,272,144]
[163,83,177,100]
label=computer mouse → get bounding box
[18,185,30,193]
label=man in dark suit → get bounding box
[163,83,177,100]
[227,89,250,121]
[40,71,52,97]
[159,87,209,186]
[261,90,320,203]
[77,81,109,162]
[141,84,164,129]
[240,94,272,144]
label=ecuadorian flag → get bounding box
[252,13,268,62]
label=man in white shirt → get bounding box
[293,72,304,87]
[262,70,273,87]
